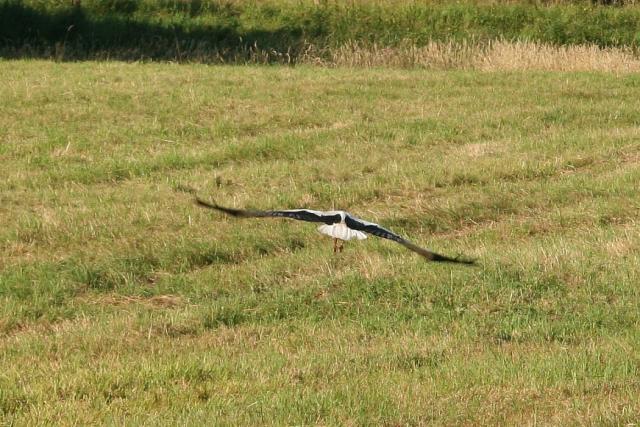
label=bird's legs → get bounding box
[333,238,344,253]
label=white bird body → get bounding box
[318,222,367,241]
[309,210,365,241]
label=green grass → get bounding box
[2,0,640,61]
[1,60,640,424]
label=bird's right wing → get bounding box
[345,214,475,264]
[195,198,342,225]
[398,240,475,264]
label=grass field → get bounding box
[1,60,640,424]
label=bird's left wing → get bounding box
[344,214,474,264]
[195,198,341,225]
[344,215,405,243]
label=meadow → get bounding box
[1,60,640,424]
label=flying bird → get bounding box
[195,198,474,264]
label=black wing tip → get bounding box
[194,197,258,218]
[452,256,477,266]
[401,241,476,266]
[195,197,218,209]
[194,197,236,216]
[432,253,477,265]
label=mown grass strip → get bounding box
[1,61,640,423]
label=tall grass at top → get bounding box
[1,0,640,62]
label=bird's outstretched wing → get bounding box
[195,198,342,225]
[344,214,475,264]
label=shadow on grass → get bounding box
[0,1,312,62]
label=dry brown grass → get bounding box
[477,40,640,72]
[78,294,186,308]
[306,40,640,72]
